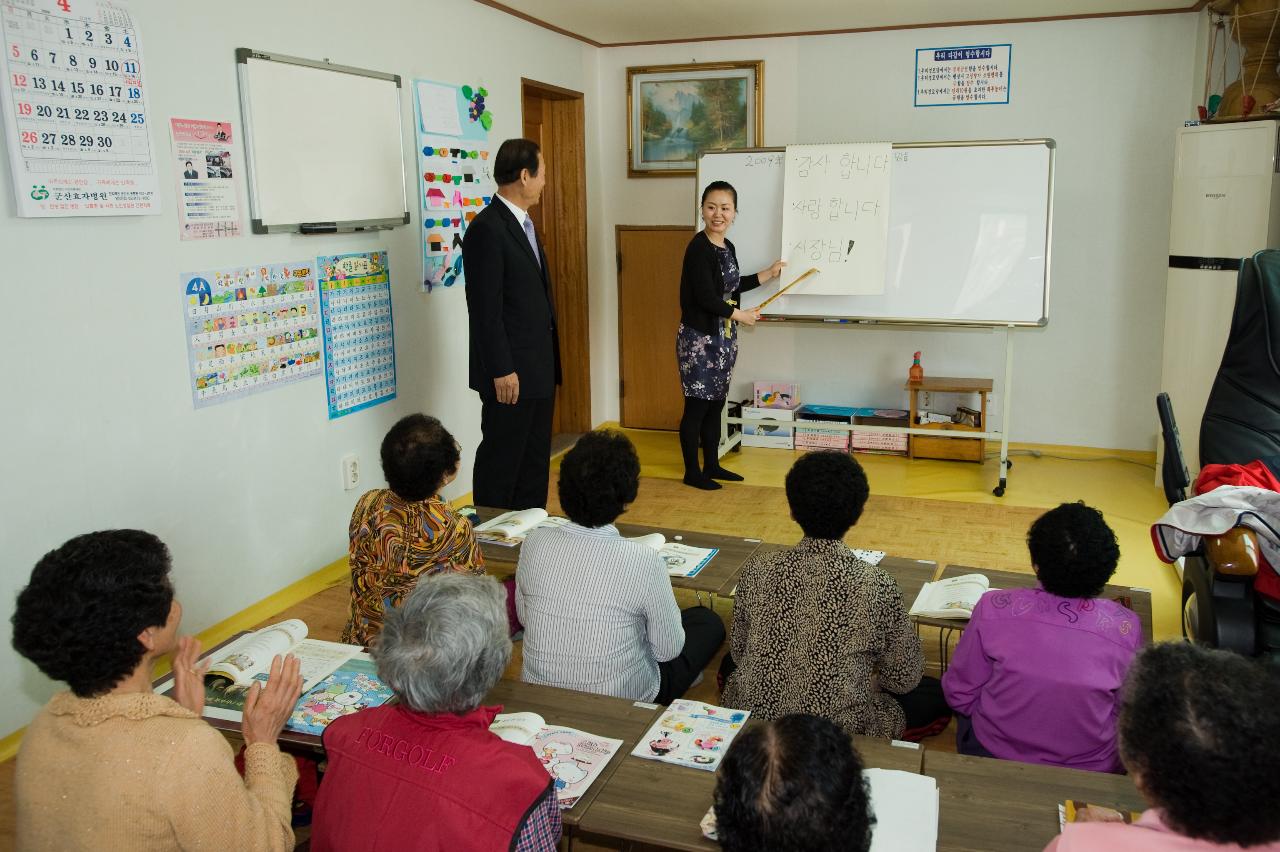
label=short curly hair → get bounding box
[1026,502,1119,598]
[785,452,870,540]
[714,714,875,852]
[1119,642,1280,846]
[12,530,174,697]
[380,414,460,502]
[557,430,639,528]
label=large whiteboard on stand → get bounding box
[698,140,1054,326]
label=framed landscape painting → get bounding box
[627,61,763,178]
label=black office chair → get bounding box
[1159,249,1280,659]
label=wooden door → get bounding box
[617,225,694,430]
[522,80,590,435]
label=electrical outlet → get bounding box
[923,391,931,408]
[341,454,359,491]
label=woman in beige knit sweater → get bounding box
[11,529,304,851]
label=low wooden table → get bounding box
[483,679,664,829]
[575,726,924,851]
[925,750,1145,852]
[473,506,764,597]
[910,565,1155,669]
[905,376,992,463]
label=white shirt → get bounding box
[494,191,529,226]
[515,522,686,702]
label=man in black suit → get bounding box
[463,138,561,510]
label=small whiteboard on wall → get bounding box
[236,49,410,234]
[698,140,1054,326]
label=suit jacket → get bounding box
[463,198,561,400]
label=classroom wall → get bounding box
[0,0,595,737]
[587,14,1199,450]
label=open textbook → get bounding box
[286,655,395,736]
[628,533,718,578]
[700,768,938,850]
[474,508,571,544]
[632,700,749,772]
[909,573,991,619]
[155,619,361,722]
[490,712,623,808]
[1058,800,1143,830]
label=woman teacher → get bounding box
[677,180,784,490]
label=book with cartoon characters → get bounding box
[490,712,624,809]
[474,509,571,545]
[627,534,718,578]
[286,655,394,736]
[631,699,750,772]
[908,574,992,619]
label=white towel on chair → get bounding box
[1151,485,1280,574]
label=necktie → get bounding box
[522,215,541,268]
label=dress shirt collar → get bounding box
[494,191,529,223]
[561,521,621,539]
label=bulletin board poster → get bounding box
[0,0,161,216]
[412,78,495,292]
[180,261,322,409]
[781,143,891,296]
[914,44,1011,107]
[169,117,241,240]
[317,251,396,419]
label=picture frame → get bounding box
[626,61,763,178]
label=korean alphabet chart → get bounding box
[780,142,891,296]
[0,0,159,216]
[317,251,396,419]
[180,261,322,409]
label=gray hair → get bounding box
[371,573,511,714]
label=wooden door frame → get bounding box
[616,224,694,429]
[521,78,591,434]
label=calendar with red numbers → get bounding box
[0,0,159,216]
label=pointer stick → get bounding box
[757,267,819,311]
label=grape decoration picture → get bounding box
[462,85,493,131]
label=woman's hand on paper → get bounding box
[241,653,303,746]
[731,307,761,326]
[172,636,210,716]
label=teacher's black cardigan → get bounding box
[678,231,761,335]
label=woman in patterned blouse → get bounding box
[341,414,484,646]
[720,451,950,739]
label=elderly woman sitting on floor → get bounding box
[12,530,303,851]
[311,573,561,852]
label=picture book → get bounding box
[490,713,623,809]
[701,769,938,850]
[1058,800,1143,830]
[908,574,992,619]
[474,508,571,544]
[286,654,394,736]
[631,700,750,772]
[628,533,718,578]
[154,619,361,722]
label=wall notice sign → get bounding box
[180,261,322,409]
[170,117,241,240]
[0,0,160,216]
[318,250,396,419]
[914,44,1011,107]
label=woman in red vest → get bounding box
[312,574,560,851]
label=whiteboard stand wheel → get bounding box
[992,482,1006,498]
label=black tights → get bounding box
[679,396,726,477]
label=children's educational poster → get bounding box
[532,727,624,809]
[914,44,1011,107]
[631,700,750,772]
[179,261,322,409]
[317,250,396,419]
[781,142,891,297]
[286,655,394,736]
[169,117,241,239]
[0,0,160,216]
[412,78,495,291]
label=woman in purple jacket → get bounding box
[942,502,1142,772]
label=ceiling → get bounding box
[476,0,1203,46]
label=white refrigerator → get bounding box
[1160,122,1280,478]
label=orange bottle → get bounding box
[908,351,924,383]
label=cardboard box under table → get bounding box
[740,406,795,449]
